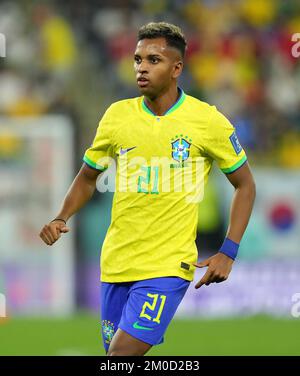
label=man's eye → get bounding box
[151,58,159,63]
[134,57,141,63]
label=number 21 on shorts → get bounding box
[139,293,166,323]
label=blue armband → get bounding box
[219,238,239,260]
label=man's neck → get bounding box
[144,86,180,116]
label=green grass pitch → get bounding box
[0,313,299,356]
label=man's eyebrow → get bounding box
[148,54,162,58]
[134,53,163,58]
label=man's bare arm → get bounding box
[39,163,102,245]
[55,163,102,222]
[223,161,256,243]
[194,162,256,288]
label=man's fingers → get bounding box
[193,258,211,268]
[39,223,70,246]
[194,253,232,289]
[54,225,61,238]
[43,227,56,244]
[51,223,69,235]
[40,234,49,245]
[40,226,57,245]
[60,226,70,233]
[195,278,208,289]
[40,231,51,245]
[48,225,61,241]
[216,276,228,283]
[195,270,213,289]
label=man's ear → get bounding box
[172,61,183,79]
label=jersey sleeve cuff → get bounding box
[83,155,107,171]
[221,155,247,174]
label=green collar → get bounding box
[142,88,186,116]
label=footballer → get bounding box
[40,22,256,356]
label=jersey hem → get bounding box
[83,155,107,171]
[221,155,247,174]
[100,271,194,283]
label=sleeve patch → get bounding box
[229,131,242,155]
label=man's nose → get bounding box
[137,60,148,73]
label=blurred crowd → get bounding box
[1,0,300,167]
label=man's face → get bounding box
[134,37,183,99]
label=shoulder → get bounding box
[184,93,216,119]
[99,97,140,127]
[185,94,231,125]
[107,97,141,115]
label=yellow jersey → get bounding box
[83,89,247,282]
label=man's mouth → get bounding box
[137,77,149,87]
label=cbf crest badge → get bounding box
[102,320,115,344]
[171,134,192,163]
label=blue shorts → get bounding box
[100,277,190,352]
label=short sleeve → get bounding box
[204,107,247,174]
[83,106,115,171]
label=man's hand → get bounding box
[193,252,234,289]
[39,220,70,246]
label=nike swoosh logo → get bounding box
[120,146,137,155]
[133,321,153,331]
